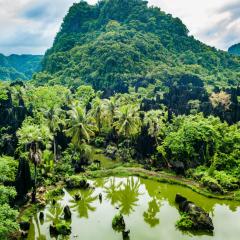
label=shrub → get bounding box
[187,166,207,180]
[213,171,239,191]
[0,156,18,184]
[105,145,118,159]
[0,204,19,239]
[88,163,100,171]
[94,136,105,148]
[0,185,17,205]
[201,175,223,194]
[176,213,194,230]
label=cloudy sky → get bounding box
[0,0,239,55]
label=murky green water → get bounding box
[27,176,240,240]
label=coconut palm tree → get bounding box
[89,98,105,133]
[65,105,96,157]
[143,110,167,145]
[102,97,118,126]
[43,107,64,162]
[113,105,141,138]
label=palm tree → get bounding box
[102,97,118,126]
[143,110,167,145]
[65,105,96,157]
[17,122,53,202]
[44,107,64,162]
[89,98,105,133]
[113,105,141,138]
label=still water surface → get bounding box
[27,176,240,240]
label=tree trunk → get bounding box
[53,136,57,162]
[32,163,37,203]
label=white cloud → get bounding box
[0,0,239,55]
[149,0,240,50]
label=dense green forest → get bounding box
[0,54,42,81]
[229,43,240,56]
[35,0,240,93]
[0,0,240,239]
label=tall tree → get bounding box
[65,105,96,156]
[17,120,53,202]
[44,107,64,162]
[113,105,141,138]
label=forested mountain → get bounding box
[0,54,42,81]
[35,0,240,93]
[1,1,240,238]
[228,43,240,56]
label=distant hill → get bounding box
[0,54,43,81]
[228,43,240,56]
[34,0,240,93]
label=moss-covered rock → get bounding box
[175,194,214,232]
[46,187,64,199]
[63,205,72,220]
[65,176,90,189]
[50,220,71,236]
[112,213,126,232]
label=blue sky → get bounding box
[0,0,239,55]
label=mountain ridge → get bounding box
[228,43,240,56]
[34,0,240,92]
[0,53,42,81]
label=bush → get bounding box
[234,190,240,201]
[105,145,118,159]
[201,176,223,194]
[88,163,100,171]
[176,213,194,230]
[0,156,18,184]
[55,151,74,176]
[0,204,19,239]
[117,147,134,162]
[187,166,207,180]
[0,185,17,205]
[213,171,239,191]
[94,136,105,148]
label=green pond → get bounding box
[27,176,240,240]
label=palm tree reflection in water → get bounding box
[70,188,98,218]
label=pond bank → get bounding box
[85,166,238,201]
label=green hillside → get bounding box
[0,54,42,81]
[35,0,240,93]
